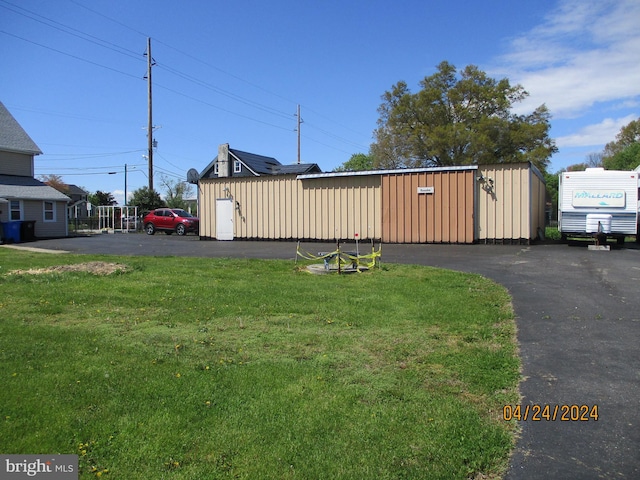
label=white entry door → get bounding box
[216,198,234,240]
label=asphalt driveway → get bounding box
[5,234,640,479]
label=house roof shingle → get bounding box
[0,102,42,155]
[229,148,281,175]
[200,145,323,179]
[0,175,70,201]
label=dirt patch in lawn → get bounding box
[7,261,129,276]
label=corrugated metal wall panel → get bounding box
[199,175,381,240]
[476,163,541,243]
[381,170,474,243]
[200,164,541,244]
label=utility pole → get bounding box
[295,104,302,164]
[145,37,154,191]
[124,163,128,206]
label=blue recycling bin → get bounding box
[1,221,22,243]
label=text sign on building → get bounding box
[572,190,626,208]
[417,186,434,194]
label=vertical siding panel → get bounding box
[263,179,270,239]
[394,175,401,242]
[507,169,515,240]
[465,171,474,242]
[433,173,441,242]
[400,175,408,242]
[256,182,269,238]
[514,168,523,240]
[409,173,424,243]
[384,176,390,241]
[425,173,434,243]
[287,178,294,239]
[306,180,313,239]
[417,173,426,242]
[296,177,302,239]
[389,175,395,242]
[340,180,348,239]
[252,180,260,238]
[520,167,529,239]
[454,171,463,242]
[382,176,391,242]
[271,179,278,238]
[443,173,451,242]
[275,178,282,239]
[306,180,314,240]
[235,182,242,238]
[406,175,414,242]
[449,173,458,242]
[493,168,503,240]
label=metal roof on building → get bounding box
[0,102,42,155]
[296,164,478,180]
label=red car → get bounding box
[143,208,199,236]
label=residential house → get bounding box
[0,101,70,241]
[66,184,90,218]
[199,143,322,179]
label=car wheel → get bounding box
[145,223,155,235]
[176,224,186,236]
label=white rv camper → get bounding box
[558,168,639,244]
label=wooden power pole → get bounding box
[296,104,302,164]
[146,37,154,191]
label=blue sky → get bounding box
[1,0,638,205]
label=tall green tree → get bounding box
[603,119,640,159]
[602,118,640,170]
[160,176,194,209]
[88,190,117,206]
[334,153,375,172]
[129,186,165,213]
[603,143,640,171]
[372,61,557,172]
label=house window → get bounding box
[10,200,22,220]
[43,201,55,222]
[233,160,242,173]
[214,162,219,175]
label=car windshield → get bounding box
[172,209,193,217]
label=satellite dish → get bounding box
[187,168,199,184]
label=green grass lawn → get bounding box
[0,250,520,479]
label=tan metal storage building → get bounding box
[475,163,548,243]
[199,173,381,241]
[198,155,546,244]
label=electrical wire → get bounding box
[4,0,372,160]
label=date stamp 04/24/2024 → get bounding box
[503,404,599,422]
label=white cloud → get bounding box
[495,0,640,118]
[555,114,637,148]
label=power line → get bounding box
[5,1,373,159]
[0,0,142,61]
[0,30,140,80]
[64,1,373,148]
[154,82,292,132]
[39,150,146,160]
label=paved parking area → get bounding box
[5,234,640,479]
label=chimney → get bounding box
[217,143,230,177]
